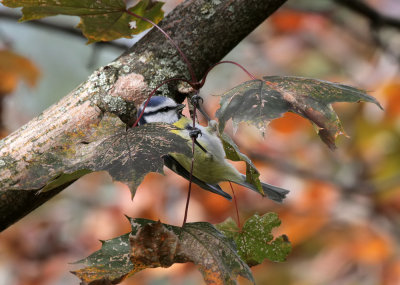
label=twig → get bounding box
[229,182,241,230]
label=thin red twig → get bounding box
[229,182,241,230]
[183,136,196,226]
[196,60,257,89]
[182,100,198,226]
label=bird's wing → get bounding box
[163,155,232,200]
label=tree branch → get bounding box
[0,0,287,231]
[333,0,400,63]
[334,0,400,30]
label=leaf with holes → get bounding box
[216,213,291,267]
[73,218,255,285]
[2,0,164,43]
[216,76,383,149]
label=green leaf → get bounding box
[216,213,291,266]
[73,218,255,285]
[219,132,263,195]
[127,0,164,37]
[2,0,164,43]
[216,76,383,149]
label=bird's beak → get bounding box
[177,104,185,111]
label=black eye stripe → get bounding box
[142,106,177,116]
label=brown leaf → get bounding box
[0,49,40,95]
[129,221,180,268]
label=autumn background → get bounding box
[1,0,400,284]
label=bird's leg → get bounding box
[185,125,208,153]
[186,124,202,139]
[191,94,211,122]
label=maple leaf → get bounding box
[217,213,291,266]
[216,76,383,149]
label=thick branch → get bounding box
[0,0,287,231]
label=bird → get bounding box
[137,95,289,203]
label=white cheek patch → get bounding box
[144,113,179,124]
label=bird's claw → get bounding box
[191,95,204,108]
[189,127,202,139]
[190,94,211,122]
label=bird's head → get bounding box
[137,96,185,125]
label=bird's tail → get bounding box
[237,174,289,203]
[260,181,290,203]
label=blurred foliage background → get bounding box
[1,0,400,284]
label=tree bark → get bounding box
[0,0,287,231]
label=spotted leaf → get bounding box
[216,213,291,266]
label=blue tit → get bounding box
[137,96,289,203]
